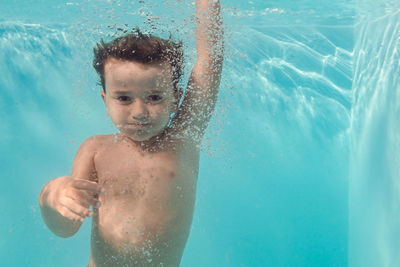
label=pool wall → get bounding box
[349,1,400,266]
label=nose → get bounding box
[130,99,149,121]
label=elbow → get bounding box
[54,229,79,238]
[46,220,82,238]
[39,203,82,238]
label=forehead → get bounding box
[104,57,173,92]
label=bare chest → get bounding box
[94,143,182,201]
[92,137,200,213]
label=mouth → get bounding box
[126,122,151,128]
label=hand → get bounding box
[43,176,103,222]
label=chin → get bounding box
[118,124,167,142]
[119,130,154,142]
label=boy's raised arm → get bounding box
[169,0,224,143]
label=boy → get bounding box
[38,0,223,266]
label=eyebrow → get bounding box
[112,91,131,94]
[112,90,164,95]
[147,90,164,94]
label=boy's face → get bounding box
[101,57,179,142]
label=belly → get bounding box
[92,177,196,252]
[95,199,174,247]
[90,193,195,266]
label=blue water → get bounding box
[0,0,398,266]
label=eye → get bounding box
[147,95,163,102]
[116,96,132,103]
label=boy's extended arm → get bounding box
[169,0,224,142]
[38,137,100,238]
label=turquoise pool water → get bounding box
[0,0,399,266]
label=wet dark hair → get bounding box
[93,28,184,93]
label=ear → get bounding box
[100,91,109,115]
[100,90,106,103]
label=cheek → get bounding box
[150,103,171,120]
[108,104,127,119]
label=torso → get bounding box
[88,134,199,266]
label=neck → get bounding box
[117,131,171,152]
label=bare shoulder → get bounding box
[86,134,118,146]
[71,135,114,180]
[71,135,122,180]
[76,134,116,157]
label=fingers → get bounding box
[72,178,103,194]
[67,190,99,209]
[50,177,103,222]
[58,205,85,222]
[60,197,94,219]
